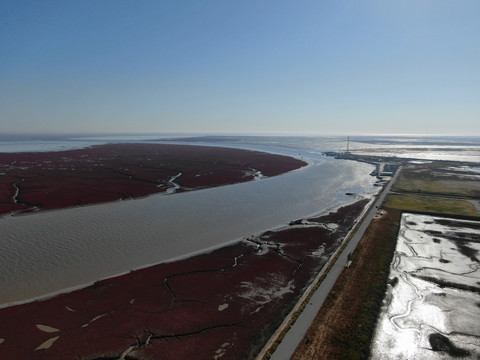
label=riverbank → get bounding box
[0,198,369,359]
[0,143,307,216]
[291,160,480,360]
[0,146,376,306]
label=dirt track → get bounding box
[291,209,400,360]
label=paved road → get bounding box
[269,169,400,360]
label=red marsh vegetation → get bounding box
[0,143,306,216]
[0,200,368,360]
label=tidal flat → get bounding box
[0,144,376,306]
[0,200,370,360]
[370,213,480,359]
[0,141,379,359]
[0,143,306,216]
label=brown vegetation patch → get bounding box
[393,163,480,198]
[291,208,401,360]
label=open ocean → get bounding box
[0,134,478,306]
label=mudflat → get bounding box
[0,199,368,359]
[1,143,372,359]
[0,143,306,216]
[291,161,480,360]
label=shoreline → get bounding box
[0,146,376,306]
[0,142,308,217]
[0,192,366,310]
[0,142,379,359]
[2,159,310,221]
[0,197,371,359]
[291,160,480,359]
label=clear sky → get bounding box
[1,1,479,136]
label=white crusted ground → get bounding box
[370,213,480,359]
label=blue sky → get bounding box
[1,1,479,136]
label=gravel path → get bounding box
[267,169,401,360]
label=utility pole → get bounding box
[346,136,350,153]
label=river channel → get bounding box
[0,144,376,306]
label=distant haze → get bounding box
[1,1,479,136]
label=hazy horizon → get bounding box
[2,131,480,139]
[2,1,479,136]
[2,132,480,145]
